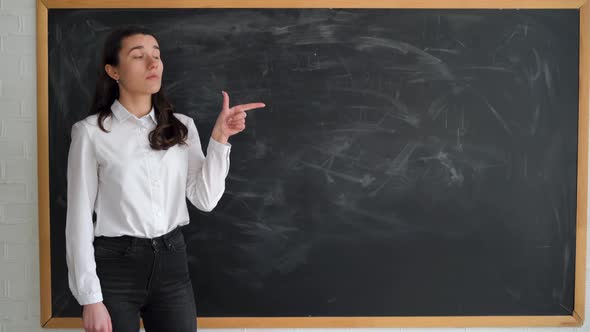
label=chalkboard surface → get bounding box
[48,8,579,318]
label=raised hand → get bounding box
[211,91,266,144]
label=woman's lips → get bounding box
[146,75,159,80]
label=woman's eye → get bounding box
[132,55,159,60]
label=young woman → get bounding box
[65,26,265,332]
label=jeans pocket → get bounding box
[172,242,187,253]
[170,232,187,253]
[93,239,131,259]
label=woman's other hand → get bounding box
[82,302,112,332]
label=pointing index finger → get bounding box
[234,103,266,112]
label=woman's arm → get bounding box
[65,121,103,305]
[185,118,231,212]
[185,91,265,212]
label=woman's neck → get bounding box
[118,92,152,118]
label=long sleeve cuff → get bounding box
[207,137,231,177]
[208,136,232,150]
[73,291,103,306]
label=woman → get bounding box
[65,25,265,332]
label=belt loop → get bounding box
[130,237,137,253]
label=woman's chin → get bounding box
[146,85,161,94]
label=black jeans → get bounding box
[93,225,197,332]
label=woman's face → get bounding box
[106,33,163,96]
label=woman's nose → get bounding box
[148,56,159,69]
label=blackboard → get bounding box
[39,3,589,328]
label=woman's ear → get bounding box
[104,64,119,81]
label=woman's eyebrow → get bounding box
[127,45,160,54]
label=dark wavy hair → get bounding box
[89,25,188,150]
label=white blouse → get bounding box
[65,99,231,305]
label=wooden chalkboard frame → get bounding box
[36,0,590,328]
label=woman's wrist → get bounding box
[211,126,229,145]
[83,302,102,307]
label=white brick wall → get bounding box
[0,0,588,331]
